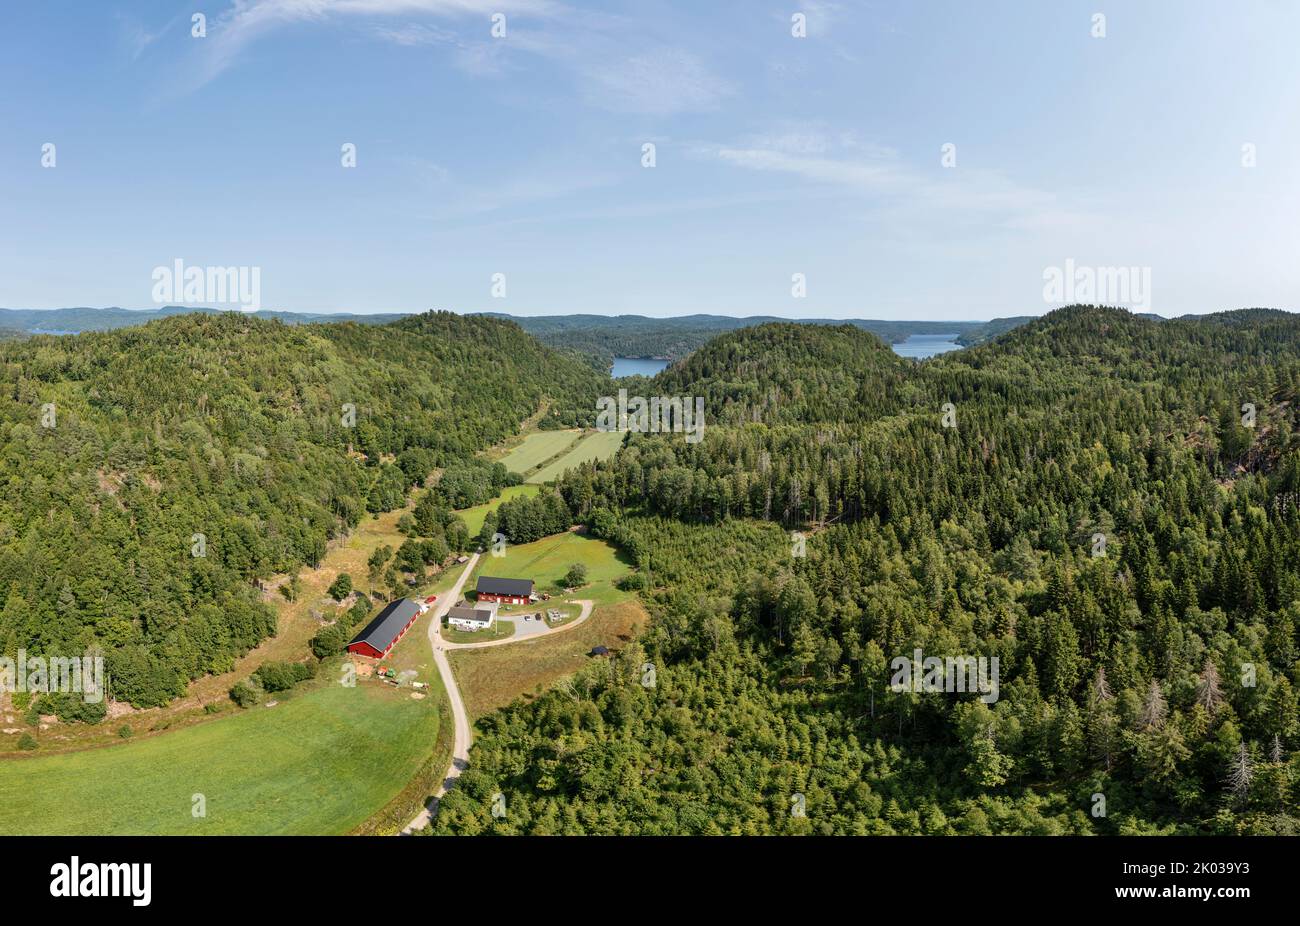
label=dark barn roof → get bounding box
[349,598,420,653]
[476,576,534,598]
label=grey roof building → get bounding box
[475,576,534,599]
[347,598,421,657]
[447,601,499,626]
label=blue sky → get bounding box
[2,0,1299,319]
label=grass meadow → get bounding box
[527,430,626,484]
[0,682,437,835]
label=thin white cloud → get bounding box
[370,14,732,113]
[177,0,559,93]
[580,48,733,115]
[117,10,185,60]
[703,130,1095,230]
[371,22,462,46]
[167,0,732,115]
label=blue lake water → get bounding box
[891,334,963,359]
[612,357,671,378]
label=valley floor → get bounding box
[0,418,645,836]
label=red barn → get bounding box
[347,598,421,659]
[475,576,534,605]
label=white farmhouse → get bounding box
[446,600,498,632]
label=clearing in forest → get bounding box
[526,430,626,484]
[497,429,583,477]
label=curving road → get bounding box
[401,552,593,834]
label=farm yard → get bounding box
[443,619,515,645]
[448,598,646,720]
[449,530,646,719]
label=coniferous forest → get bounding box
[433,306,1300,835]
[3,305,1299,835]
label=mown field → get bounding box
[527,430,626,484]
[0,682,437,835]
[473,529,632,597]
[496,429,582,476]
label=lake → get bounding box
[892,334,963,359]
[611,357,671,378]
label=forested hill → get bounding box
[0,311,606,706]
[434,305,1300,835]
[650,322,918,425]
[962,305,1300,373]
[475,311,1035,368]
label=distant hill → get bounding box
[953,315,1036,346]
[0,307,1041,367]
[0,306,408,335]
[475,312,1037,366]
[650,321,915,425]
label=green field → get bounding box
[474,530,632,602]
[497,429,582,476]
[457,483,541,536]
[527,430,626,484]
[0,682,436,835]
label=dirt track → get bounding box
[401,554,592,834]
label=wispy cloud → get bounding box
[701,129,1095,231]
[173,0,558,94]
[370,11,732,112]
[580,48,733,115]
[167,0,732,114]
[117,10,184,61]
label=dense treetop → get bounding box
[436,306,1300,835]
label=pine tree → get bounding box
[1226,743,1255,807]
[1090,665,1113,703]
[1139,680,1167,731]
[1195,658,1224,714]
